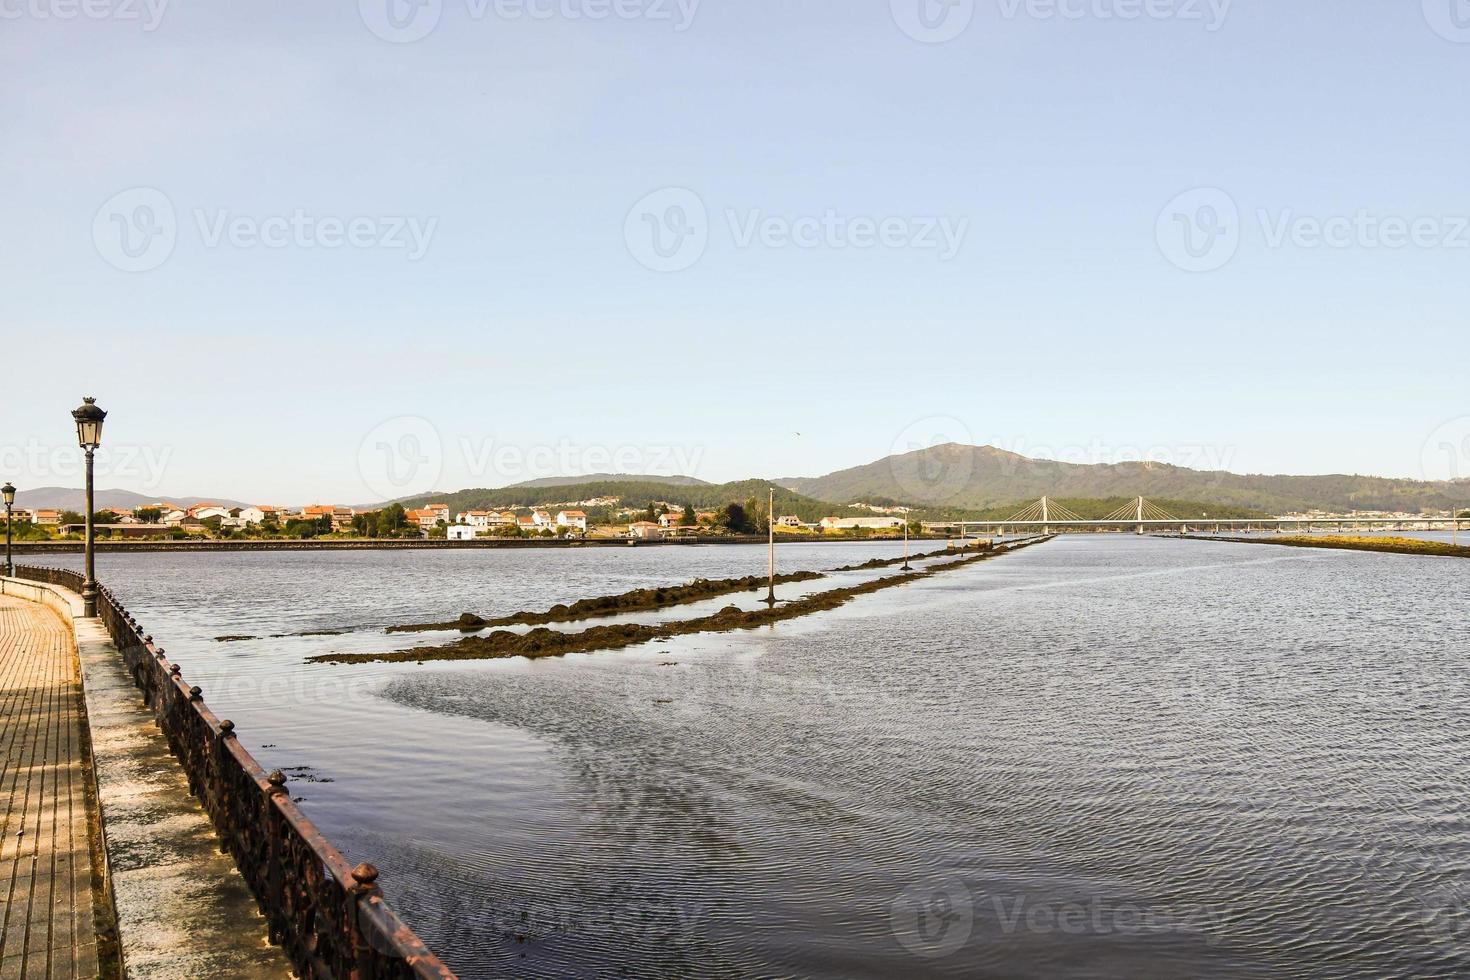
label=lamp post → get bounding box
[2,482,15,577]
[901,511,911,571]
[71,397,106,617]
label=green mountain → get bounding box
[779,444,1470,515]
[402,479,842,523]
[506,473,710,489]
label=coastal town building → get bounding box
[776,515,804,528]
[447,525,475,540]
[820,516,904,530]
[556,510,587,530]
[628,521,662,540]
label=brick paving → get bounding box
[0,595,102,979]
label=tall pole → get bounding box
[766,488,775,603]
[82,447,97,616]
[1136,495,1144,536]
[901,512,911,570]
[4,501,12,577]
[1041,496,1050,536]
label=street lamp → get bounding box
[2,482,15,578]
[901,510,911,571]
[71,397,106,617]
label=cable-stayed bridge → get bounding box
[921,497,1467,538]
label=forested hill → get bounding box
[400,480,840,523]
[398,479,1269,524]
[779,444,1470,514]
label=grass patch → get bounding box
[1207,534,1470,558]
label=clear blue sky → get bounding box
[2,1,1468,504]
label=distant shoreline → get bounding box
[11,535,963,554]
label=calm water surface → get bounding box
[33,537,1470,978]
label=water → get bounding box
[30,537,1470,978]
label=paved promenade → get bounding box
[0,595,104,979]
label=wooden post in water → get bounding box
[766,488,776,604]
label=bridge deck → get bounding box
[0,595,104,979]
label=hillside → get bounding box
[402,479,842,523]
[400,478,1269,524]
[779,444,1470,515]
[505,473,710,489]
[11,487,250,511]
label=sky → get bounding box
[2,0,1468,504]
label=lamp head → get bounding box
[72,397,106,449]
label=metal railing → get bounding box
[14,564,457,979]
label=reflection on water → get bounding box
[31,538,1470,978]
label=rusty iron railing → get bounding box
[14,564,457,979]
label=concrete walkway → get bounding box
[0,595,105,979]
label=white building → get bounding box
[628,521,662,540]
[776,515,804,528]
[820,516,904,530]
[556,510,588,530]
[238,506,267,525]
[532,509,553,528]
[447,524,476,541]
